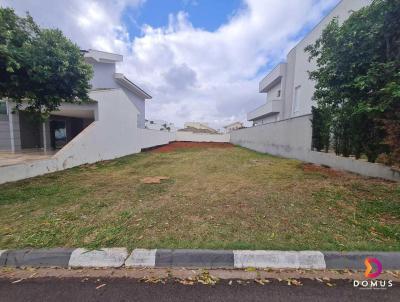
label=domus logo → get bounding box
[364,258,382,278]
[353,258,393,290]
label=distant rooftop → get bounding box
[84,49,123,63]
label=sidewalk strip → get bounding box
[125,249,157,267]
[233,250,326,269]
[0,248,73,268]
[68,248,128,268]
[155,249,234,268]
[323,252,400,270]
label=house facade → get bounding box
[223,122,244,133]
[183,122,218,133]
[247,0,372,126]
[145,119,176,132]
[0,49,151,153]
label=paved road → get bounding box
[0,278,398,302]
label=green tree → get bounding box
[311,106,331,152]
[0,8,93,116]
[306,0,400,163]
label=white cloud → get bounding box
[2,0,338,128]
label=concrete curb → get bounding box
[324,252,400,270]
[68,248,128,268]
[125,249,156,267]
[233,250,326,269]
[0,248,73,268]
[0,248,400,270]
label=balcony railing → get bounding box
[259,63,286,93]
[247,99,283,121]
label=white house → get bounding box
[223,122,244,133]
[0,49,151,154]
[145,119,176,132]
[183,122,218,133]
[231,0,400,181]
[247,0,372,126]
[0,49,232,184]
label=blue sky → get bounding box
[3,0,340,128]
[122,0,243,38]
[119,0,338,80]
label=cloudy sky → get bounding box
[3,0,339,129]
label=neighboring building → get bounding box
[0,49,151,152]
[146,119,176,132]
[182,122,218,134]
[223,122,244,133]
[247,0,372,126]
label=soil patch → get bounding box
[302,163,345,177]
[150,141,234,153]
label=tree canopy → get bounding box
[306,0,400,165]
[0,8,93,116]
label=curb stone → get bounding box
[156,249,234,268]
[68,248,128,268]
[233,250,326,269]
[323,252,400,270]
[0,248,73,268]
[0,248,399,270]
[0,250,7,266]
[125,249,156,267]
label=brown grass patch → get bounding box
[150,141,234,153]
[302,163,346,177]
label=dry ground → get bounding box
[0,143,399,251]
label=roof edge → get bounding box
[114,73,152,100]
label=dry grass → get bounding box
[0,146,399,251]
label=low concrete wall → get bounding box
[305,151,400,181]
[230,114,312,159]
[176,132,230,143]
[0,158,59,184]
[0,123,231,184]
[231,114,400,181]
[138,129,176,150]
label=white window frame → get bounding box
[292,85,301,115]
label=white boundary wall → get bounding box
[176,132,230,143]
[230,115,400,181]
[0,126,230,184]
[138,129,176,149]
[231,115,312,159]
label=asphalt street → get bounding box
[0,277,398,302]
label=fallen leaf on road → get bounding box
[254,278,271,285]
[140,276,165,284]
[286,279,303,286]
[96,284,106,290]
[11,279,24,284]
[178,279,194,285]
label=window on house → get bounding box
[293,85,301,115]
[0,101,7,115]
[277,90,281,98]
